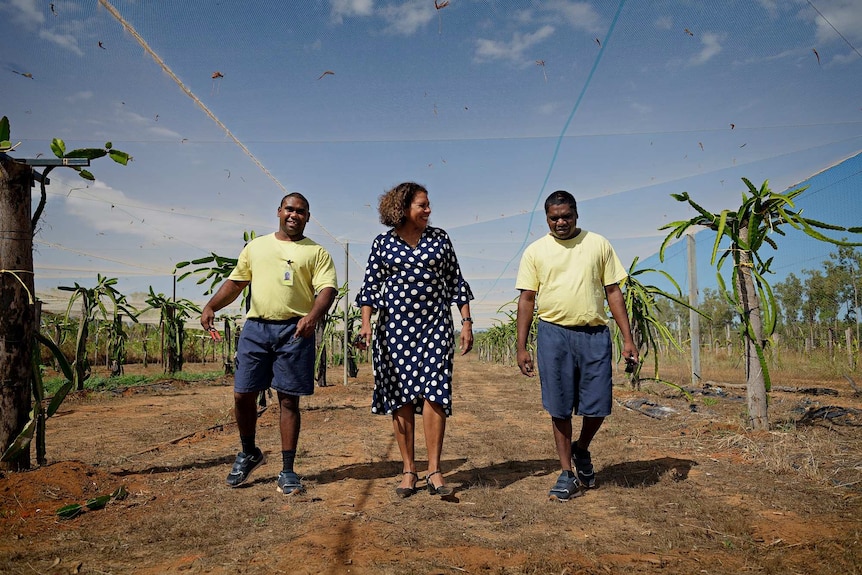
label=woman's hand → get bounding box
[355,322,372,350]
[459,324,473,355]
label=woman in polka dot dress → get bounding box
[356,182,474,498]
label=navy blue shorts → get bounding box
[536,320,613,419]
[233,318,315,396]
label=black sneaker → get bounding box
[276,471,305,496]
[548,471,581,502]
[226,449,266,487]
[571,443,596,489]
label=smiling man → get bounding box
[515,190,637,502]
[201,193,337,495]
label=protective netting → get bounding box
[4,0,860,327]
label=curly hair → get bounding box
[377,182,428,228]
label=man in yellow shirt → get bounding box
[201,193,337,495]
[516,190,637,501]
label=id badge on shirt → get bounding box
[282,261,294,286]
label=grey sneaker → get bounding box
[226,449,266,487]
[571,443,596,489]
[276,471,305,496]
[548,471,581,501]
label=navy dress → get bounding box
[356,226,473,416]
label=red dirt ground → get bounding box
[1,355,860,574]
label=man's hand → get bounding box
[517,349,535,377]
[200,306,215,332]
[295,316,315,339]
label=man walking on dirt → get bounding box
[515,190,637,501]
[201,193,337,495]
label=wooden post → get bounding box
[0,157,35,471]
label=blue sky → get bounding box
[2,0,861,327]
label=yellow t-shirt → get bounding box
[227,233,337,320]
[515,231,627,327]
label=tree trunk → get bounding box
[726,323,732,356]
[0,157,35,471]
[736,239,769,430]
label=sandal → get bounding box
[395,471,419,498]
[426,470,454,497]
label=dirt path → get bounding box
[1,356,860,574]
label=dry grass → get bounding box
[1,353,860,574]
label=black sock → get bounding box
[240,435,256,456]
[282,450,296,474]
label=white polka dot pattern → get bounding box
[356,227,473,416]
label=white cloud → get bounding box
[540,0,602,33]
[804,0,862,46]
[106,106,181,139]
[330,0,373,24]
[654,15,673,30]
[757,0,780,18]
[39,28,83,56]
[831,50,860,65]
[379,0,434,36]
[536,102,559,115]
[513,9,534,25]
[475,25,556,65]
[629,101,652,115]
[0,0,44,27]
[59,180,245,248]
[148,126,182,139]
[689,31,723,65]
[66,91,93,102]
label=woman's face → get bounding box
[405,191,431,229]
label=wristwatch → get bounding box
[461,317,473,325]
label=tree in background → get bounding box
[661,178,862,429]
[698,287,736,353]
[773,272,805,349]
[773,247,861,359]
[823,245,862,351]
